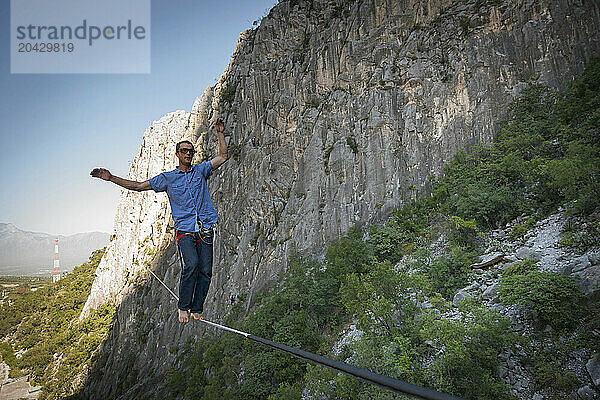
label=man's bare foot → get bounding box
[178,309,190,323]
[191,312,203,320]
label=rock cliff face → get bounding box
[79,0,600,398]
[205,0,600,314]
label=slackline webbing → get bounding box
[145,267,464,400]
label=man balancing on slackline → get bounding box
[91,117,228,323]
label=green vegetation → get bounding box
[422,245,478,298]
[499,261,585,332]
[509,216,536,241]
[418,300,517,399]
[434,59,600,234]
[346,135,358,154]
[164,58,600,400]
[501,270,596,398]
[218,82,237,109]
[167,229,517,399]
[533,350,581,393]
[502,258,537,277]
[0,341,19,374]
[0,249,115,399]
[560,217,600,252]
[166,247,357,400]
[368,199,436,263]
[0,277,51,339]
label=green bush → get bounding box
[369,199,438,263]
[346,135,358,154]
[307,297,517,400]
[0,342,20,377]
[218,83,237,108]
[433,150,527,229]
[325,225,374,278]
[369,224,409,263]
[166,243,364,399]
[579,293,600,351]
[424,246,477,299]
[502,258,538,277]
[267,382,303,400]
[303,337,415,400]
[448,215,482,249]
[419,301,517,399]
[560,218,600,252]
[340,261,427,337]
[510,216,536,241]
[533,352,580,393]
[499,270,585,331]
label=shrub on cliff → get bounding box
[435,57,600,229]
[499,268,585,332]
[369,198,437,263]
[424,245,477,299]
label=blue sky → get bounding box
[0,0,278,235]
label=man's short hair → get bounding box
[176,140,194,152]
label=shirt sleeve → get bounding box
[148,172,167,192]
[199,161,213,179]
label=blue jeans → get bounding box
[176,232,213,313]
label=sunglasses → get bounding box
[178,148,195,155]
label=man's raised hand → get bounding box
[90,168,111,181]
[215,117,224,134]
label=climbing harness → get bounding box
[144,266,465,400]
[174,220,214,273]
[175,229,212,245]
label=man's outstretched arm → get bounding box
[210,117,228,171]
[90,168,152,192]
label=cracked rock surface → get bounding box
[78,0,600,398]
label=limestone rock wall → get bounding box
[78,0,600,398]
[206,0,600,315]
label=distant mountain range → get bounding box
[0,223,110,276]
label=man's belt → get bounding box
[175,226,213,245]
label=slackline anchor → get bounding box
[145,266,464,400]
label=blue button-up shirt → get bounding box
[148,161,218,232]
